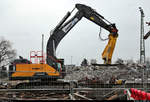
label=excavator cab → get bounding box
[57,59,66,78]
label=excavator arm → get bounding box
[46,4,118,69]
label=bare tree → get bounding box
[81,58,88,66]
[0,37,16,68]
[115,58,124,64]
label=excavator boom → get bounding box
[46,3,118,68]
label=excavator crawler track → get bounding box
[11,80,78,90]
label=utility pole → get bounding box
[42,34,44,63]
[139,7,146,89]
[71,56,73,65]
[139,7,145,64]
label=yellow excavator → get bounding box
[9,4,118,88]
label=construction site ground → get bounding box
[0,63,150,101]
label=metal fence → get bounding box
[0,65,149,101]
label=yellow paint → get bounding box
[12,64,59,77]
[115,80,123,85]
[90,17,94,21]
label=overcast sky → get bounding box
[0,0,150,65]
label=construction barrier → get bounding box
[124,88,150,100]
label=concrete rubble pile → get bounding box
[64,63,149,84]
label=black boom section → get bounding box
[75,4,113,32]
[46,30,67,67]
[46,12,83,68]
[46,3,117,69]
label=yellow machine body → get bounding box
[10,64,60,80]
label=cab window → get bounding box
[57,63,61,72]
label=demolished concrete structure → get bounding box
[65,63,150,84]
